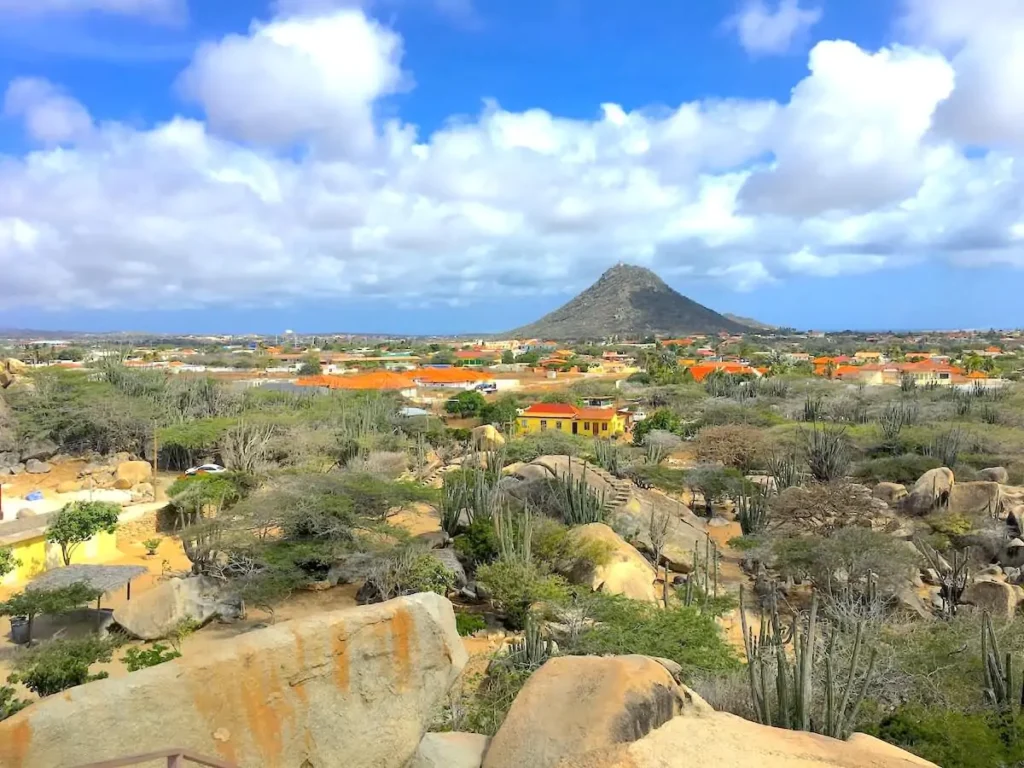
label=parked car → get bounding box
[184,463,227,476]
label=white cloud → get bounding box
[178,10,404,155]
[0,0,184,23]
[728,0,822,56]
[900,0,1024,149]
[3,78,93,144]
[2,7,1024,313]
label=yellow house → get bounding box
[1,514,121,589]
[516,403,626,437]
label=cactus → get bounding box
[802,395,825,422]
[766,451,800,492]
[917,540,969,618]
[507,615,555,669]
[549,462,607,525]
[740,585,878,738]
[980,610,1023,713]
[737,486,771,536]
[494,502,532,565]
[806,424,850,482]
[594,439,624,476]
[928,427,964,469]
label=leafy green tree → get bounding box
[501,350,515,364]
[8,636,114,696]
[446,390,487,417]
[297,354,322,376]
[0,583,104,642]
[0,548,19,580]
[480,395,520,428]
[0,685,27,721]
[632,409,681,445]
[46,501,120,566]
[517,351,540,366]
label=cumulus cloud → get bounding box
[0,0,185,23]
[728,0,822,56]
[178,10,404,154]
[3,77,93,144]
[2,5,1024,312]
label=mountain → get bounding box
[507,264,751,339]
[724,313,777,331]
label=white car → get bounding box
[184,463,227,476]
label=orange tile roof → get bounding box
[574,408,618,421]
[522,403,578,417]
[967,370,989,379]
[412,368,494,384]
[297,372,413,390]
[686,362,757,382]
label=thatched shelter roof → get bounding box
[26,564,148,594]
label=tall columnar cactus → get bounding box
[550,460,607,525]
[981,610,1023,713]
[507,615,555,669]
[737,486,771,536]
[740,585,878,738]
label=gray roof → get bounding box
[26,564,148,593]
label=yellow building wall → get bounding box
[1,530,120,589]
[515,415,625,437]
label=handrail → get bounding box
[71,748,239,768]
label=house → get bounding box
[515,403,626,437]
[685,362,760,382]
[411,368,495,390]
[296,371,418,397]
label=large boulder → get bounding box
[552,707,936,768]
[483,655,690,768]
[19,438,57,462]
[112,576,243,640]
[961,579,1023,620]
[948,482,1002,518]
[873,482,908,505]
[978,467,1009,484]
[0,451,19,468]
[902,467,955,516]
[4,358,28,374]
[611,496,706,573]
[115,460,153,487]
[429,547,467,589]
[24,459,51,474]
[471,424,506,452]
[570,523,659,603]
[0,593,468,768]
[409,732,489,768]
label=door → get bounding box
[571,422,578,435]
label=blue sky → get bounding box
[1,0,1023,334]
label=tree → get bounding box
[480,395,520,428]
[501,350,515,364]
[297,354,322,376]
[632,409,681,446]
[0,583,104,643]
[46,501,120,566]
[446,390,486,418]
[694,424,767,472]
[0,548,19,580]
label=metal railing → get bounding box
[72,749,239,768]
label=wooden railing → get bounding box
[72,748,239,768]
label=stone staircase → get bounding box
[580,463,633,511]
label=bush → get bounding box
[454,517,500,569]
[122,643,182,672]
[504,431,587,464]
[439,663,534,736]
[632,409,681,446]
[530,518,611,576]
[866,706,1024,768]
[854,454,941,485]
[446,390,486,418]
[362,548,456,603]
[0,547,19,579]
[0,582,104,643]
[693,424,767,471]
[476,559,569,630]
[46,500,120,566]
[9,637,115,696]
[456,612,487,636]
[567,593,739,674]
[0,685,27,721]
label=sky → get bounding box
[1,0,1024,334]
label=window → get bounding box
[520,419,528,428]
[540,420,548,430]
[582,422,589,430]
[555,421,562,430]
[601,422,608,432]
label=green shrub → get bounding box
[568,593,739,674]
[122,643,181,672]
[504,432,587,464]
[439,663,535,736]
[454,517,500,569]
[362,548,456,603]
[0,548,19,579]
[530,518,611,575]
[866,706,1024,768]
[9,637,115,696]
[455,612,487,637]
[476,559,569,630]
[0,582,104,643]
[854,454,941,485]
[925,511,974,536]
[0,685,27,722]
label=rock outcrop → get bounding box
[471,424,506,452]
[873,482,908,505]
[115,460,153,487]
[948,482,1002,517]
[570,523,659,603]
[0,593,468,768]
[409,732,490,768]
[113,576,243,640]
[978,467,1009,484]
[483,655,689,768]
[961,579,1023,620]
[902,468,954,516]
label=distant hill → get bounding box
[507,264,751,340]
[724,313,777,331]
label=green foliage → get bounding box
[333,472,435,522]
[362,547,456,603]
[568,592,739,674]
[504,431,587,464]
[546,468,607,526]
[46,500,120,565]
[168,471,256,517]
[530,517,611,576]
[480,395,520,427]
[0,583,105,642]
[297,354,322,376]
[632,409,680,446]
[9,636,115,696]
[0,547,19,579]
[736,486,771,536]
[446,390,487,417]
[593,438,626,476]
[854,454,941,485]
[806,424,851,482]
[867,707,1024,768]
[476,559,569,630]
[925,511,974,536]
[0,685,27,722]
[928,427,965,468]
[440,663,535,736]
[454,516,500,568]
[456,612,487,636]
[685,466,745,516]
[142,537,162,555]
[121,643,181,672]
